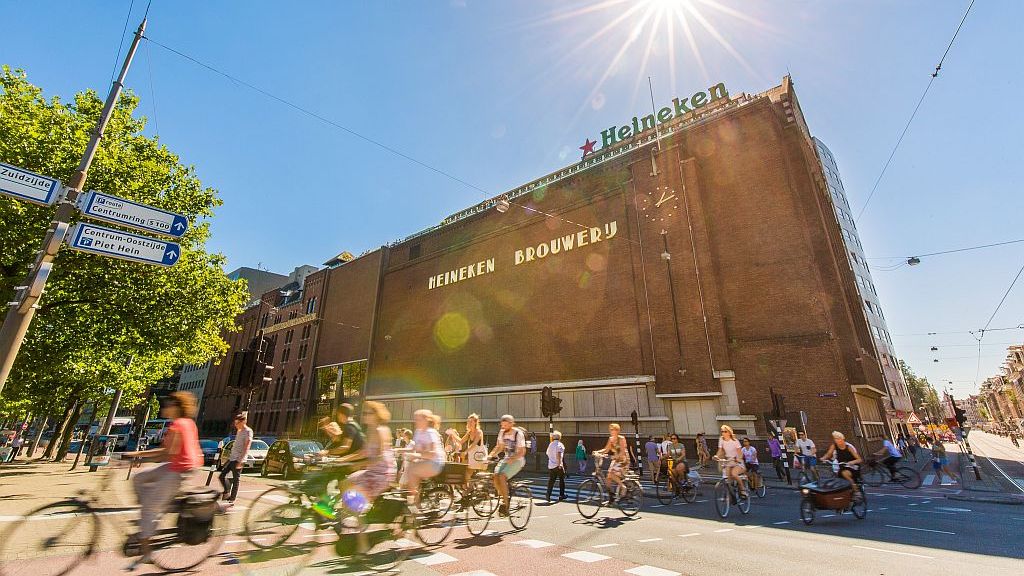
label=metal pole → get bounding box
[962,435,983,481]
[0,18,147,397]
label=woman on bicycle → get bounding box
[594,423,629,502]
[488,414,527,516]
[714,425,746,496]
[399,409,445,502]
[124,391,203,565]
[332,401,396,514]
[460,413,488,474]
[741,437,760,487]
[665,434,688,482]
[821,431,863,492]
[444,428,463,462]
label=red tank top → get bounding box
[168,418,202,472]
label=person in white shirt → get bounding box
[714,425,747,497]
[545,431,566,501]
[795,431,818,481]
[219,413,252,503]
[399,409,445,502]
[488,414,527,516]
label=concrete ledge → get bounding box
[946,492,1024,505]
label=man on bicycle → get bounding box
[873,436,902,477]
[488,414,526,516]
[124,391,203,566]
[795,431,818,481]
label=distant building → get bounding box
[814,137,913,436]
[227,267,290,304]
[178,361,211,412]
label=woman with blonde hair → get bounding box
[400,409,445,501]
[714,425,747,496]
[315,401,396,518]
[460,414,488,472]
[594,423,630,502]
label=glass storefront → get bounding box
[313,359,368,422]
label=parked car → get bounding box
[218,439,269,470]
[261,439,324,479]
[199,439,220,466]
[257,436,277,447]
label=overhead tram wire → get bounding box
[856,0,975,220]
[108,0,137,86]
[968,257,1024,384]
[143,36,596,233]
[868,237,1024,261]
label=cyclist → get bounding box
[795,431,818,481]
[821,431,863,493]
[714,425,746,497]
[124,391,203,566]
[595,423,630,503]
[664,433,687,483]
[460,413,489,475]
[315,401,396,519]
[399,409,446,503]
[741,437,760,489]
[488,414,526,516]
[872,436,902,477]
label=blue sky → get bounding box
[4,0,1021,398]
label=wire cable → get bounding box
[109,0,137,86]
[868,237,1024,260]
[856,0,975,220]
[982,260,1024,332]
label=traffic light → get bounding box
[953,404,967,428]
[551,394,563,416]
[253,361,274,387]
[540,386,553,418]
[630,409,639,429]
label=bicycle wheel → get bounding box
[655,476,676,505]
[245,486,308,548]
[149,503,228,572]
[713,481,730,518]
[894,466,921,489]
[465,483,496,536]
[413,485,455,546]
[336,508,415,574]
[799,499,815,525]
[617,479,642,517]
[736,485,751,514]
[862,464,886,488]
[575,478,604,519]
[0,500,98,576]
[754,475,767,498]
[850,490,868,519]
[681,481,698,504]
[507,484,533,530]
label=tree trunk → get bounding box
[54,401,83,462]
[43,401,75,460]
[27,416,48,459]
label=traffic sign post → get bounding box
[0,162,62,206]
[68,223,180,267]
[77,191,189,238]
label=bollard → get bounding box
[963,437,983,481]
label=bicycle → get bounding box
[654,459,698,505]
[576,453,643,518]
[861,457,922,489]
[0,458,228,576]
[799,459,867,525]
[745,463,767,498]
[712,457,751,518]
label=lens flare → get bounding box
[434,312,471,352]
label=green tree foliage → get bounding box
[0,67,246,419]
[899,360,941,420]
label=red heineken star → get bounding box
[579,138,597,157]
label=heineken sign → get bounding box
[579,82,729,156]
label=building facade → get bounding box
[178,361,211,412]
[814,138,913,436]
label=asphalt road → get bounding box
[2,460,1022,576]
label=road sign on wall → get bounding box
[67,223,180,267]
[78,191,189,238]
[0,161,62,206]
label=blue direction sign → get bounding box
[78,191,189,238]
[0,161,62,206]
[68,223,180,267]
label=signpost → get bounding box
[77,191,189,238]
[0,161,62,206]
[68,223,181,267]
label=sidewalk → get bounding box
[945,440,1024,505]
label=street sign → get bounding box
[0,161,62,206]
[77,191,189,238]
[817,392,839,398]
[67,223,180,267]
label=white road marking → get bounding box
[414,552,458,566]
[678,532,701,538]
[745,525,763,529]
[637,537,663,542]
[564,512,581,516]
[513,539,554,549]
[885,524,955,535]
[563,551,611,562]
[533,515,549,519]
[908,503,918,506]
[625,566,682,576]
[852,545,934,559]
[878,507,888,511]
[936,507,971,512]
[713,528,734,533]
[593,543,619,548]
[922,474,935,486]
[772,521,790,525]
[649,504,665,508]
[451,571,499,576]
[907,509,956,515]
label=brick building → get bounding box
[203,76,892,450]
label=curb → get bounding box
[946,492,1024,505]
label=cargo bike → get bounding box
[798,460,867,525]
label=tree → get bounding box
[899,360,941,421]
[0,67,247,426]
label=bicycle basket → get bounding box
[176,488,219,545]
[438,462,468,485]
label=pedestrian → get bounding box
[795,430,819,481]
[529,431,538,455]
[905,433,919,462]
[218,412,252,503]
[545,430,567,501]
[644,436,660,482]
[10,435,24,461]
[931,440,959,485]
[767,435,784,479]
[695,432,711,469]
[575,439,588,475]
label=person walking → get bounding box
[695,433,711,469]
[644,436,661,483]
[545,431,567,501]
[575,439,588,475]
[931,440,959,485]
[906,433,919,462]
[218,412,252,503]
[767,435,783,479]
[9,435,24,462]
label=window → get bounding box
[299,343,307,359]
[291,375,300,398]
[285,330,293,344]
[282,348,291,363]
[306,297,316,314]
[864,300,874,314]
[409,244,421,261]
